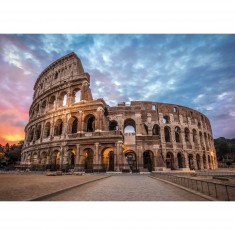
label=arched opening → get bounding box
[62,94,67,106]
[124,118,136,133]
[48,95,56,109]
[58,91,67,107]
[193,129,197,143]
[175,126,181,143]
[143,150,154,172]
[185,128,190,142]
[28,128,34,142]
[166,152,174,170]
[43,122,51,138]
[86,115,95,132]
[198,121,201,129]
[152,124,160,135]
[83,148,94,172]
[164,126,171,142]
[74,89,81,103]
[67,150,76,169]
[102,147,114,171]
[36,125,41,140]
[196,154,201,170]
[51,150,60,171]
[163,115,170,124]
[41,100,47,113]
[203,154,207,169]
[31,152,38,165]
[199,132,203,146]
[188,154,194,170]
[68,116,78,134]
[40,152,47,165]
[208,155,212,169]
[177,153,185,168]
[109,120,118,131]
[125,151,137,172]
[54,119,63,136]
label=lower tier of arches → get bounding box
[21,144,217,172]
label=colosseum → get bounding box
[21,52,218,172]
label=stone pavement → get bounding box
[44,175,207,201]
[0,173,105,201]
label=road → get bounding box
[44,175,207,201]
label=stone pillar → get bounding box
[115,142,121,171]
[75,144,80,170]
[137,145,143,171]
[94,143,100,170]
[135,113,141,135]
[96,107,104,131]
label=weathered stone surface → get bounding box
[21,52,218,172]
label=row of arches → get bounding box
[22,147,215,172]
[31,89,81,118]
[27,114,96,142]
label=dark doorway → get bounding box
[87,116,95,132]
[143,151,153,172]
[125,152,137,172]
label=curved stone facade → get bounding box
[21,52,217,172]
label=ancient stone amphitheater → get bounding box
[21,52,217,172]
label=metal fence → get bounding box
[151,173,235,201]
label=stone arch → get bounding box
[28,127,35,142]
[36,124,42,140]
[67,149,76,169]
[68,116,78,134]
[124,118,136,133]
[208,155,212,169]
[164,126,171,142]
[31,152,38,165]
[143,150,154,172]
[177,152,185,168]
[82,148,94,172]
[192,129,197,144]
[184,127,190,142]
[72,88,81,103]
[188,154,194,170]
[125,150,137,171]
[163,115,170,124]
[109,120,118,131]
[43,122,51,138]
[84,114,96,132]
[58,91,68,107]
[196,154,201,170]
[41,100,47,113]
[174,126,181,143]
[48,95,56,109]
[166,152,174,170]
[40,151,47,165]
[203,154,207,169]
[101,147,115,171]
[54,119,63,136]
[152,124,160,136]
[51,150,60,171]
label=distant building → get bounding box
[21,52,218,172]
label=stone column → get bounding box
[94,143,100,170]
[135,113,141,135]
[115,142,121,171]
[137,145,143,171]
[75,144,80,170]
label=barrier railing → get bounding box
[151,173,235,201]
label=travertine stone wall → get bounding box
[21,52,217,172]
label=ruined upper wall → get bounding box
[33,52,87,100]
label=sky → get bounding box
[0,34,235,145]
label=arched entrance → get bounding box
[83,148,94,172]
[166,152,174,170]
[196,154,201,170]
[177,153,185,168]
[67,149,75,169]
[143,150,154,172]
[125,151,137,172]
[102,148,115,171]
[203,154,207,169]
[51,150,60,171]
[188,154,194,170]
